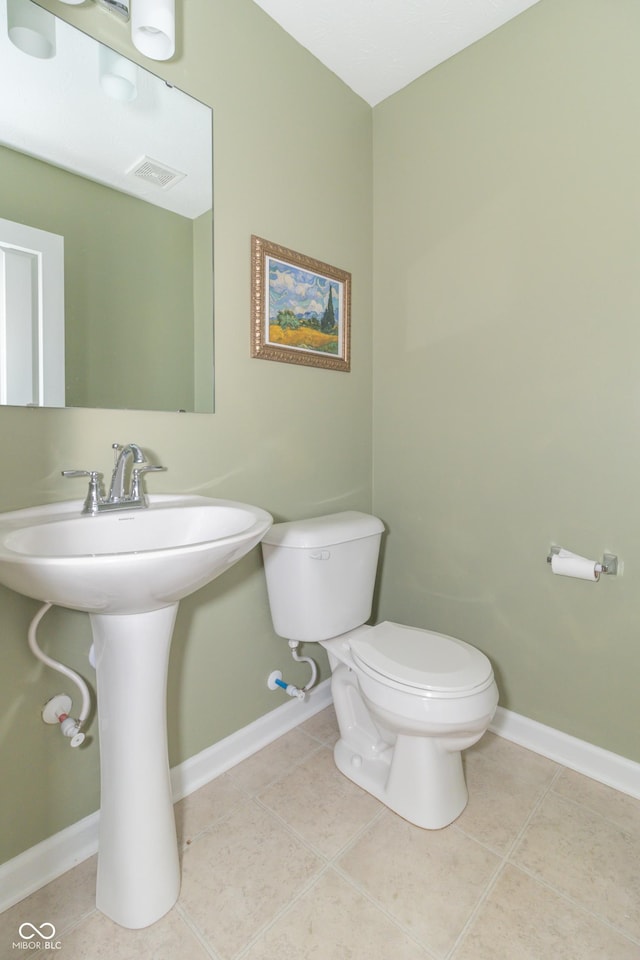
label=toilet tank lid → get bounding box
[262,511,384,548]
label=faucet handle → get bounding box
[62,469,98,479]
[62,470,104,515]
[130,464,166,501]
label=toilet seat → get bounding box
[349,621,494,699]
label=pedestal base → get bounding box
[91,604,180,929]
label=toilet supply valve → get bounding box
[42,695,86,748]
[267,670,306,701]
[59,715,85,748]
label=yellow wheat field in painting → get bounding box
[268,324,338,354]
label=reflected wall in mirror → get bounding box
[0,0,214,412]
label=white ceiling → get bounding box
[251,0,542,106]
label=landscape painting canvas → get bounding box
[251,236,351,371]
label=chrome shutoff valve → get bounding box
[42,695,85,748]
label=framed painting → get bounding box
[251,235,351,372]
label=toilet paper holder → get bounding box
[546,545,619,576]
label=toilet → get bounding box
[261,511,498,829]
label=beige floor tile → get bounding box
[0,855,97,946]
[179,797,322,959]
[55,906,211,959]
[3,724,638,960]
[175,771,246,847]
[258,747,382,857]
[245,868,436,960]
[298,705,340,746]
[452,863,640,960]
[466,732,560,784]
[552,767,640,838]
[338,811,500,957]
[457,733,559,853]
[512,791,640,940]
[226,728,319,795]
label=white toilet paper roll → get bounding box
[551,549,601,581]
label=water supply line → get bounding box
[267,641,318,702]
[28,602,91,747]
[288,640,317,692]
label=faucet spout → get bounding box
[108,443,146,502]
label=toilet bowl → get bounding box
[323,622,498,828]
[261,511,499,829]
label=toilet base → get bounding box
[334,731,468,830]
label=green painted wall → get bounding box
[0,0,373,863]
[2,0,637,871]
[372,0,640,761]
[0,145,196,411]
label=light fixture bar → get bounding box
[55,0,175,63]
[131,0,175,61]
[95,0,130,21]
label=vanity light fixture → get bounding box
[95,0,130,20]
[57,0,131,17]
[99,43,137,100]
[55,0,174,62]
[131,0,174,61]
[7,0,56,57]
[57,0,130,14]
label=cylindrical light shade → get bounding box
[99,45,138,101]
[7,0,56,58]
[131,0,175,61]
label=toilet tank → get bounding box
[261,511,384,642]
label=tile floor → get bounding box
[2,706,639,959]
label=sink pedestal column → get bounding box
[91,604,180,929]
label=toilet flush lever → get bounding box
[309,550,330,560]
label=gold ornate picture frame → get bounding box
[251,235,351,372]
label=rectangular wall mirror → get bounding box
[0,0,214,413]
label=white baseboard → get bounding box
[490,706,640,800]
[169,677,333,801]
[0,679,332,915]
[2,690,638,915]
[0,808,99,917]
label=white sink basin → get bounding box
[0,494,273,614]
[0,490,273,928]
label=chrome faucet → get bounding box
[62,442,166,515]
[108,443,146,502]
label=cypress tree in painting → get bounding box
[321,283,336,332]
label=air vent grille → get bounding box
[126,156,186,191]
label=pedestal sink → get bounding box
[0,494,272,928]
